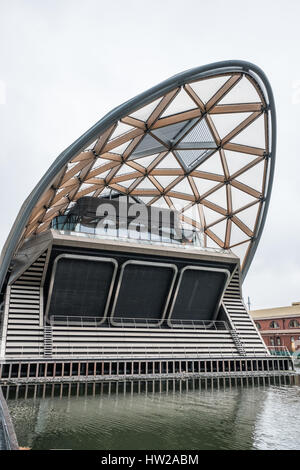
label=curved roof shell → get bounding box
[0,60,276,289]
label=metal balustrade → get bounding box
[49,316,229,329]
[6,343,277,359]
[268,346,291,357]
[52,214,203,247]
[51,215,230,254]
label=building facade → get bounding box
[251,303,300,352]
[0,60,294,381]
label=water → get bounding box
[4,378,300,450]
[0,422,5,450]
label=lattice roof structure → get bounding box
[0,61,276,290]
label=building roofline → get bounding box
[0,60,276,293]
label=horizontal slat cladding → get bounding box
[9,342,236,349]
[8,315,40,321]
[8,306,39,312]
[10,286,40,291]
[4,252,47,357]
[50,350,237,357]
[7,335,44,341]
[10,294,40,300]
[13,280,41,285]
[50,328,238,356]
[223,269,267,355]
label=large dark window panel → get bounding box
[47,256,117,322]
[111,261,177,326]
[168,268,229,325]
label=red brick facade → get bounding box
[253,316,300,352]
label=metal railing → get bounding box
[49,345,269,359]
[51,215,203,247]
[49,316,229,330]
[51,215,230,254]
[268,346,291,357]
[7,344,276,360]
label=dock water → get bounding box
[0,387,19,450]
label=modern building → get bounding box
[251,303,300,352]
[0,60,293,381]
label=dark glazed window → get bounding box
[270,321,279,329]
[47,255,117,322]
[169,267,229,325]
[111,261,177,325]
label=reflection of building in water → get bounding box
[0,61,293,381]
[4,377,296,450]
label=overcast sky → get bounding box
[0,0,300,310]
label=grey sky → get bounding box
[0,0,299,310]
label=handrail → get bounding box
[49,316,229,330]
[51,215,230,254]
[6,343,291,360]
[268,346,291,357]
[51,214,202,246]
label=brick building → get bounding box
[251,303,300,352]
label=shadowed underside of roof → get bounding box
[0,61,276,289]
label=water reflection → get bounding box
[3,377,300,450]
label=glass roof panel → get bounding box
[210,219,227,241]
[205,186,227,209]
[151,120,191,145]
[193,177,219,195]
[132,154,158,167]
[179,118,216,147]
[231,186,258,211]
[210,112,252,140]
[195,152,224,175]
[171,177,194,195]
[135,176,158,190]
[206,236,221,249]
[160,89,197,117]
[154,175,179,188]
[108,122,135,141]
[151,197,170,209]
[236,161,265,192]
[235,203,259,231]
[114,164,138,176]
[224,150,258,176]
[175,149,214,170]
[202,205,223,226]
[230,222,251,246]
[231,241,251,262]
[182,205,202,225]
[188,75,230,104]
[231,114,265,148]
[169,197,191,211]
[154,152,182,169]
[130,97,162,121]
[129,133,167,159]
[218,76,261,104]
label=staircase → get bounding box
[230,329,246,356]
[43,326,53,357]
[222,268,268,356]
